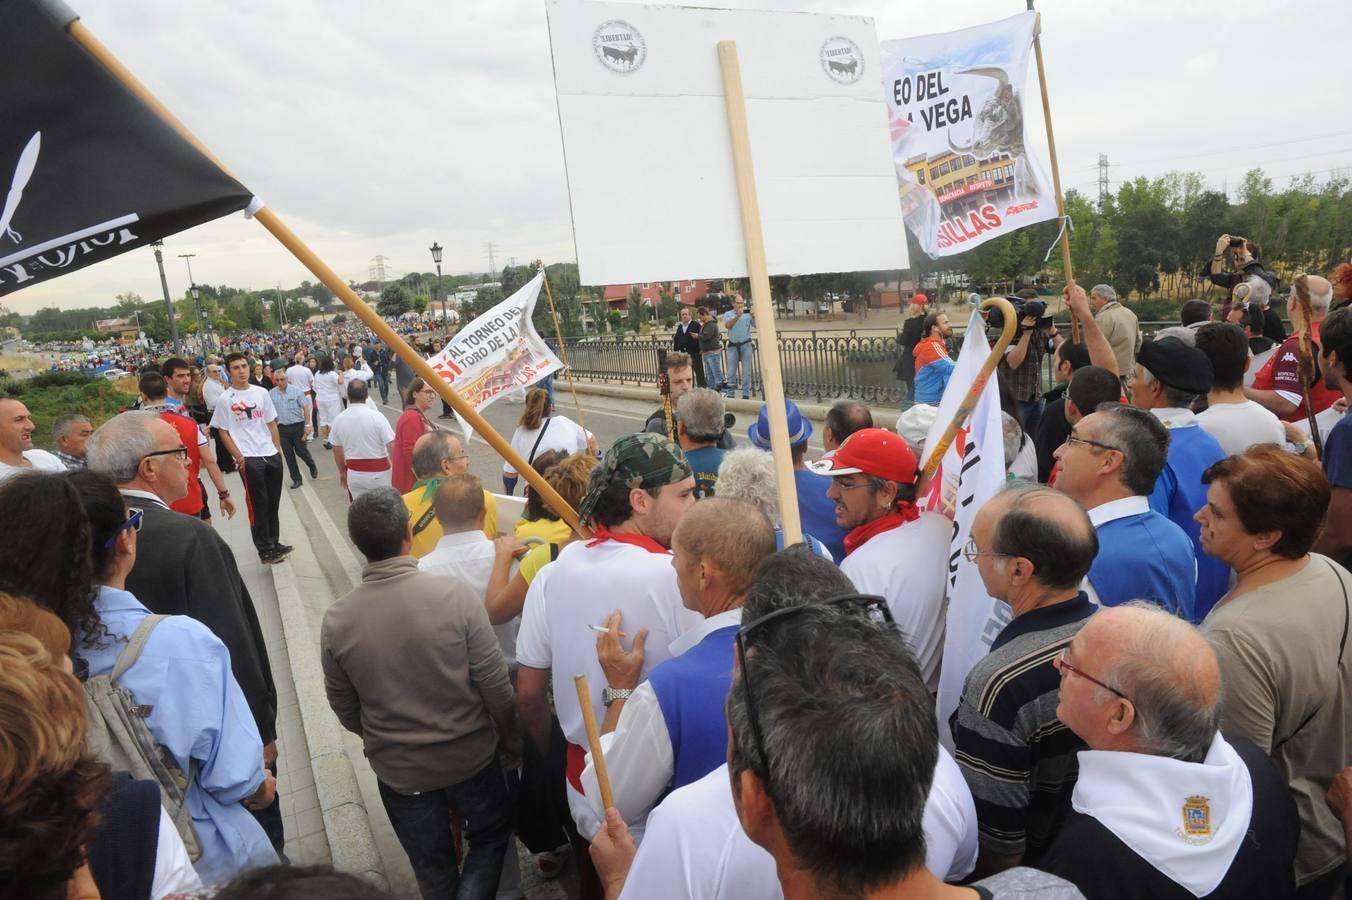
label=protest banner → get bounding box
[3,0,584,533]
[424,271,564,441]
[881,12,1057,260]
[548,0,907,542]
[919,303,1015,748]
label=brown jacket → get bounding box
[321,555,513,793]
[1094,301,1141,376]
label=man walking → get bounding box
[269,363,319,489]
[211,352,290,564]
[329,379,396,501]
[323,487,518,900]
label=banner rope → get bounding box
[1043,213,1074,264]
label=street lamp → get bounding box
[429,242,446,325]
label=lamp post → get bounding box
[150,241,182,353]
[177,253,207,351]
[429,242,446,327]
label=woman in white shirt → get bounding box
[313,356,344,448]
[502,387,593,495]
[341,355,374,400]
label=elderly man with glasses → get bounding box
[951,485,1100,878]
[1052,404,1197,619]
[1038,604,1299,899]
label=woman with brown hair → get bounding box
[392,376,439,493]
[1197,445,1352,895]
[501,387,592,495]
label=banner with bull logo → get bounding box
[881,12,1057,259]
[425,271,563,440]
[0,0,254,297]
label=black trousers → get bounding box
[240,454,283,555]
[210,426,235,474]
[277,422,316,483]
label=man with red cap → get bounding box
[810,428,951,691]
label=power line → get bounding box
[1085,129,1352,170]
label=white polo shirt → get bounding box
[0,449,65,483]
[516,535,701,836]
[1195,400,1285,456]
[329,401,395,460]
[208,384,278,457]
[286,363,314,394]
[839,511,952,693]
[619,749,978,899]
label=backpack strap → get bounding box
[111,615,166,683]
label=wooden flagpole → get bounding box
[574,674,614,810]
[920,297,1018,479]
[65,17,586,535]
[541,269,588,432]
[1028,8,1079,344]
[717,40,803,544]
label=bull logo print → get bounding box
[593,19,646,74]
[820,36,863,85]
[947,68,1042,198]
[1,132,41,246]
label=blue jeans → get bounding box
[1018,397,1044,441]
[378,759,512,900]
[725,341,753,398]
[373,369,390,405]
[704,352,724,392]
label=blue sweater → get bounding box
[647,625,737,791]
[1089,512,1197,619]
[795,468,846,562]
[1148,424,1229,620]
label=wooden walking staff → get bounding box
[717,40,803,544]
[541,269,588,432]
[920,297,1018,479]
[63,14,587,535]
[1028,7,1079,345]
[574,674,615,810]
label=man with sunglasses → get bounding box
[951,485,1099,877]
[1039,604,1299,899]
[809,428,951,692]
[1052,405,1196,618]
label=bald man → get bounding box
[402,430,497,556]
[1246,273,1343,421]
[1039,605,1299,899]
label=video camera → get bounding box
[984,295,1054,335]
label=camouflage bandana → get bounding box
[577,433,692,523]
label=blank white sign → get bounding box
[547,0,909,286]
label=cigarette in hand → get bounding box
[589,624,628,638]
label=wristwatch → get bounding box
[602,687,633,707]
[218,490,230,499]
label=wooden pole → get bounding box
[65,16,586,536]
[574,674,614,810]
[541,271,588,432]
[1028,10,1079,344]
[717,40,803,544]
[920,298,1018,479]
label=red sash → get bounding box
[843,502,921,557]
[585,525,669,555]
[345,457,391,473]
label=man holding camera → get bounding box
[645,351,734,450]
[1206,234,1281,319]
[1000,289,1058,436]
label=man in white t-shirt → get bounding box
[809,428,950,692]
[515,433,700,849]
[1194,322,1286,455]
[0,398,66,483]
[210,352,288,563]
[329,379,395,501]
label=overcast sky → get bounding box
[8,0,1349,314]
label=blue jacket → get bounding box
[914,356,956,404]
[647,625,737,791]
[1089,511,1197,619]
[1147,419,1229,620]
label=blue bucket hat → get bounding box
[747,398,813,449]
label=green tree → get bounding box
[285,299,311,323]
[412,294,430,314]
[607,310,622,334]
[377,284,414,317]
[627,286,645,332]
[657,285,678,327]
[310,282,335,315]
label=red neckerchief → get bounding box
[585,525,670,555]
[843,502,921,557]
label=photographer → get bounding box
[1205,234,1281,318]
[998,289,1059,435]
[645,351,734,450]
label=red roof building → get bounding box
[601,280,715,310]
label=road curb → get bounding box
[272,490,386,887]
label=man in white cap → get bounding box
[809,428,950,691]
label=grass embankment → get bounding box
[0,371,135,448]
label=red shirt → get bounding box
[392,407,436,494]
[157,410,207,515]
[1251,321,1341,422]
[912,336,950,371]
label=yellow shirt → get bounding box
[404,480,498,559]
[514,516,573,545]
[519,541,556,585]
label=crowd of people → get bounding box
[0,252,1350,900]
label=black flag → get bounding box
[0,0,253,296]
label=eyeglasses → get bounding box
[104,507,144,549]
[734,594,894,797]
[962,535,1011,563]
[1054,648,1132,702]
[1063,434,1120,454]
[832,478,874,492]
[141,445,188,462]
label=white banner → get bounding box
[881,12,1057,259]
[425,272,562,437]
[919,310,1011,748]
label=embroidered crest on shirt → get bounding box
[1179,794,1213,844]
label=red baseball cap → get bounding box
[910,293,929,306]
[808,428,918,484]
